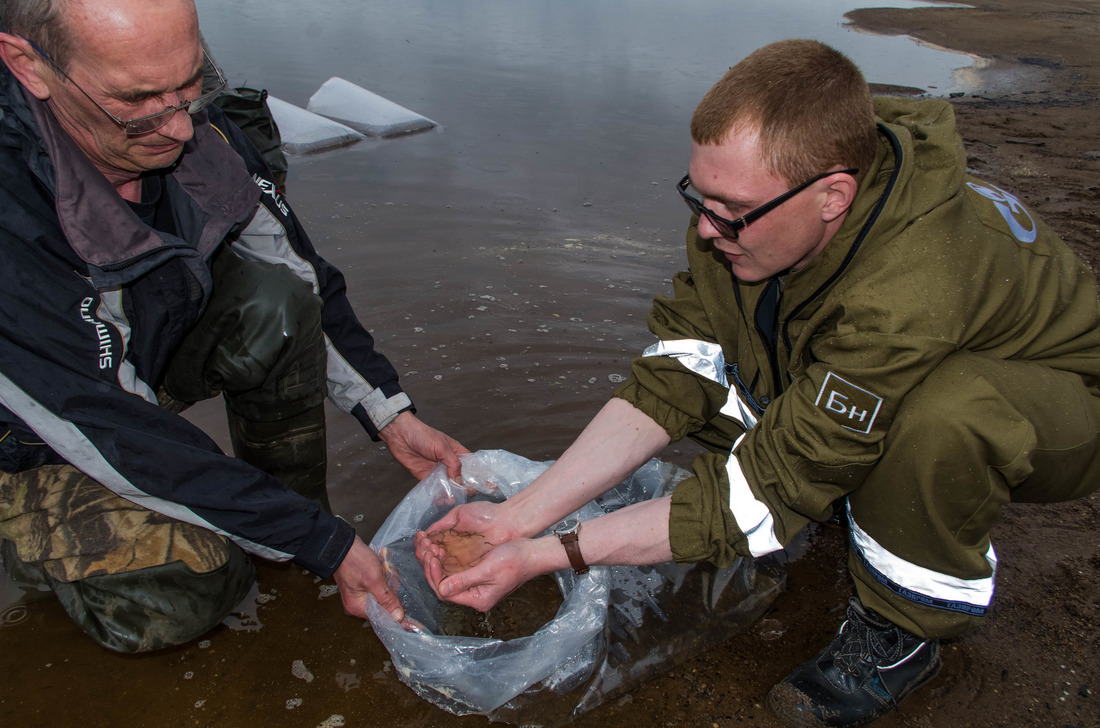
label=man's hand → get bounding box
[420,497,675,610]
[423,537,556,612]
[414,500,522,581]
[423,529,497,576]
[379,411,469,481]
[333,534,404,621]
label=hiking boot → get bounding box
[766,598,941,727]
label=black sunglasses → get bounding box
[676,168,858,239]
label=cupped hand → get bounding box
[426,539,539,612]
[414,499,521,580]
[424,529,497,576]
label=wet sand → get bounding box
[2,2,1098,727]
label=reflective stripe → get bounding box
[0,369,291,563]
[719,386,759,430]
[643,339,728,386]
[725,433,784,557]
[849,503,997,615]
[642,338,758,429]
[644,338,775,551]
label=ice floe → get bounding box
[308,77,436,137]
[267,96,364,154]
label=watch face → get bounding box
[555,518,580,536]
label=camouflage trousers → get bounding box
[0,465,232,583]
[0,247,327,652]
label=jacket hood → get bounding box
[787,96,967,295]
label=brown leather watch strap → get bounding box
[558,531,589,575]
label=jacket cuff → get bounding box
[292,513,356,577]
[613,379,701,443]
[668,468,749,569]
[352,391,415,440]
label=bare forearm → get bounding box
[501,398,671,537]
[522,496,673,575]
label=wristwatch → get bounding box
[553,518,589,575]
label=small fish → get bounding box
[379,546,402,593]
[427,530,496,576]
[400,616,429,634]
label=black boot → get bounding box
[766,598,941,728]
[227,404,331,513]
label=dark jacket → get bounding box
[0,68,410,577]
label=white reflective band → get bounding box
[720,386,759,430]
[848,503,997,609]
[643,339,728,386]
[642,338,758,429]
[726,433,784,557]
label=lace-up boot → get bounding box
[766,597,941,727]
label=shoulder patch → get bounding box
[965,182,1037,243]
[815,372,882,434]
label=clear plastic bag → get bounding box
[365,450,788,725]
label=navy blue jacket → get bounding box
[0,69,411,576]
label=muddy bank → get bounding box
[0,2,1097,727]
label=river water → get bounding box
[1,2,987,726]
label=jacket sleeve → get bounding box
[0,247,355,577]
[612,262,772,568]
[614,269,741,445]
[210,107,412,438]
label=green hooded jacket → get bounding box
[614,97,1100,566]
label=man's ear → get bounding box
[820,170,859,223]
[0,32,54,100]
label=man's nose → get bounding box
[695,210,723,241]
[157,106,195,143]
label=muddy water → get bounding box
[0,2,984,726]
[434,575,563,641]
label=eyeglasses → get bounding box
[676,168,858,240]
[26,38,227,136]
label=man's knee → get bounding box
[211,249,325,392]
[1,465,257,652]
[47,543,255,653]
[890,352,1100,502]
[165,247,327,414]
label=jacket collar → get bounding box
[8,74,258,287]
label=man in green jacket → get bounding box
[416,39,1100,727]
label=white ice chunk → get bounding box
[307,77,436,137]
[266,96,364,154]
